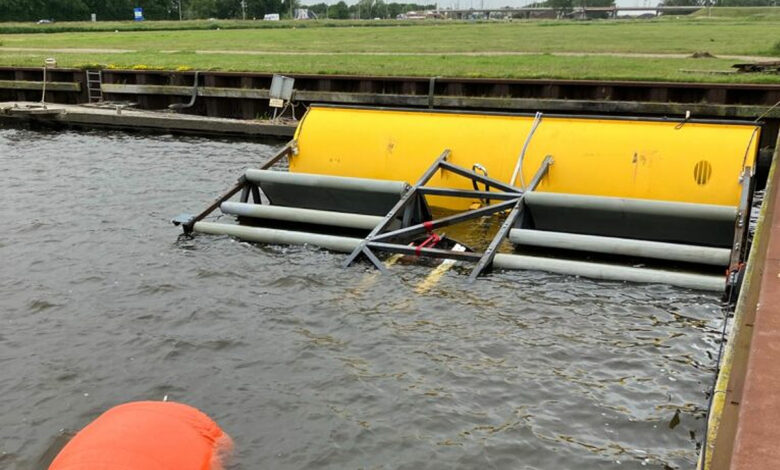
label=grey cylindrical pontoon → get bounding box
[523,192,737,221]
[492,253,724,292]
[193,222,725,291]
[221,201,383,230]
[508,229,731,266]
[245,169,409,195]
[522,192,737,247]
[245,169,410,216]
[194,221,360,253]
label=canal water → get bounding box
[0,127,723,469]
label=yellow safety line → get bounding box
[350,252,405,294]
[415,244,466,294]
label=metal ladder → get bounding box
[85,70,103,103]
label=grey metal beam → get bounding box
[469,155,553,281]
[368,242,482,262]
[372,198,519,242]
[343,149,450,268]
[729,167,753,270]
[418,187,521,200]
[361,247,388,274]
[439,161,521,193]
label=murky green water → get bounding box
[0,127,723,469]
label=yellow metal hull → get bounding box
[291,106,760,210]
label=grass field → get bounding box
[690,6,780,19]
[1,15,778,83]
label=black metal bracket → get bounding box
[727,166,754,290]
[171,213,197,233]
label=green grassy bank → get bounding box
[1,17,778,83]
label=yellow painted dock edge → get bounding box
[292,106,760,210]
[699,132,780,470]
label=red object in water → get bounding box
[49,401,231,470]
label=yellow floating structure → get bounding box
[292,106,759,209]
[177,105,762,292]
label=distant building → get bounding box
[401,10,441,20]
[295,8,317,20]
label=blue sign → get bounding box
[133,7,144,21]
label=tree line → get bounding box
[0,0,438,22]
[0,1,289,21]
[2,0,772,22]
[308,1,436,19]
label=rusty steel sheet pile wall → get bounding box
[1,67,779,125]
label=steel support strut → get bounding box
[372,199,518,243]
[726,166,754,299]
[469,155,553,281]
[342,149,451,269]
[345,150,552,279]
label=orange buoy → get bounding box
[49,401,232,470]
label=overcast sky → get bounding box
[299,0,660,8]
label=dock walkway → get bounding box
[0,101,296,138]
[729,142,780,470]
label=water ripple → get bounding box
[0,126,722,470]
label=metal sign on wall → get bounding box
[269,75,295,108]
